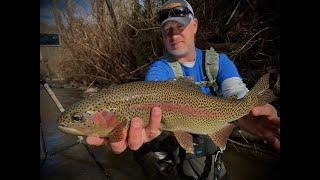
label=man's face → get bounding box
[161,18,198,58]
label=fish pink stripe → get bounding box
[129,103,219,119]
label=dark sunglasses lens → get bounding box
[172,7,187,16]
[158,7,189,24]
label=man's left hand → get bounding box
[237,104,280,152]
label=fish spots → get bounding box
[129,103,219,119]
[58,76,268,138]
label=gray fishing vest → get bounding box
[167,47,220,94]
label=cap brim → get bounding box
[161,16,192,28]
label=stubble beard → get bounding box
[168,47,189,58]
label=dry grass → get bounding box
[52,0,163,87]
[190,0,280,88]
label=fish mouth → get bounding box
[58,125,85,136]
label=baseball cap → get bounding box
[158,0,194,28]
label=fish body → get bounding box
[57,73,276,153]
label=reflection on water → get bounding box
[40,87,280,180]
[223,146,280,180]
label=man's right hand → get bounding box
[86,107,162,154]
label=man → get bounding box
[87,0,280,179]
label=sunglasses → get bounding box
[158,6,192,24]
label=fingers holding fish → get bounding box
[86,130,128,154]
[264,132,280,153]
[128,117,144,151]
[252,104,279,124]
[125,107,162,151]
[252,104,280,145]
[110,128,128,154]
[238,105,280,152]
[145,107,162,141]
[86,136,107,146]
[86,107,162,153]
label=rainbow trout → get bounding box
[57,73,276,153]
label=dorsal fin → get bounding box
[170,77,202,92]
[247,73,278,105]
[247,73,270,97]
[225,95,238,100]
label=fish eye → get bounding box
[72,114,83,122]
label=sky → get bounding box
[40,0,146,26]
[40,0,92,26]
[40,0,55,25]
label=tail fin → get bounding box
[247,73,278,105]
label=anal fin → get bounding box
[173,131,195,154]
[208,123,236,150]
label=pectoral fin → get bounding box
[209,123,236,150]
[173,131,195,154]
[108,120,128,143]
[90,111,129,142]
[107,113,131,143]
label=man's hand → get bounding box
[238,104,280,152]
[86,107,162,154]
